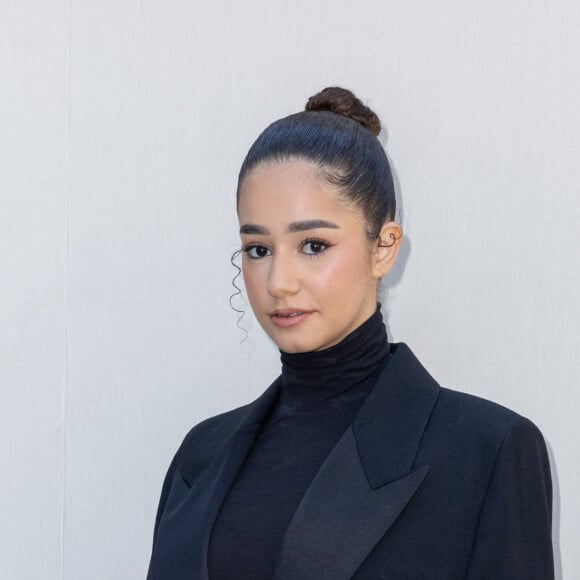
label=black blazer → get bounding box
[147,343,554,579]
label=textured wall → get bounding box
[1,1,578,578]
[0,1,68,577]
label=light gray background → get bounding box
[1,1,578,578]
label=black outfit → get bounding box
[147,311,554,580]
[208,310,390,579]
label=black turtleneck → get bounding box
[207,308,390,580]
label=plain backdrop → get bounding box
[1,1,578,578]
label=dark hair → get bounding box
[236,87,396,240]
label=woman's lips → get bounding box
[270,309,313,328]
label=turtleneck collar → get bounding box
[278,306,390,410]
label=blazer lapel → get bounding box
[273,427,429,580]
[169,377,282,580]
[274,343,440,580]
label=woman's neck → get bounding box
[278,306,390,410]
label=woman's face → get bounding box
[237,159,399,353]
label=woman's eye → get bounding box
[302,240,328,255]
[244,245,271,259]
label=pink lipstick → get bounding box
[270,309,313,328]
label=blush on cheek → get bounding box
[315,243,372,288]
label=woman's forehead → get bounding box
[238,160,360,226]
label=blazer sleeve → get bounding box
[466,416,554,580]
[150,449,180,545]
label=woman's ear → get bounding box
[372,222,402,279]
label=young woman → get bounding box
[147,88,554,579]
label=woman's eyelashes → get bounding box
[243,244,272,259]
[242,238,332,260]
[301,238,330,256]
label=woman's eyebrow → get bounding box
[239,219,340,235]
[240,224,270,235]
[287,219,340,232]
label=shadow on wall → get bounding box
[380,234,410,341]
[545,439,563,580]
[380,156,410,340]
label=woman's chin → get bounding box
[271,336,313,354]
[268,330,320,354]
[269,331,337,354]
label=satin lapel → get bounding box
[274,343,439,579]
[273,427,429,580]
[172,377,282,580]
[353,343,440,489]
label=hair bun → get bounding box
[305,87,381,136]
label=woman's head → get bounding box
[236,87,401,353]
[237,87,396,240]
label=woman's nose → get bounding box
[267,254,300,298]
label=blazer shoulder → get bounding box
[389,343,545,448]
[149,400,259,542]
[435,385,546,448]
[174,401,253,468]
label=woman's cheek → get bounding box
[314,246,370,289]
[242,265,263,307]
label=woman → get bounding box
[147,87,554,579]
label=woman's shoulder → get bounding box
[433,384,547,453]
[166,376,282,481]
[386,342,547,449]
[175,402,253,464]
